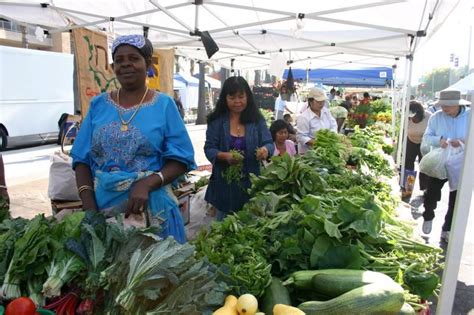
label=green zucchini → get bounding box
[283,270,322,289]
[298,282,405,315]
[310,269,394,298]
[260,277,292,315]
[284,269,393,294]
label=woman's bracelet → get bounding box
[78,185,94,195]
[153,171,165,186]
[0,185,7,190]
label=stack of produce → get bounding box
[0,211,230,314]
[196,129,443,314]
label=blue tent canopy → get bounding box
[174,73,199,87]
[283,67,393,87]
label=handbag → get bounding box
[48,120,81,201]
[48,151,80,201]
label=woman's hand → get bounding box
[220,152,243,165]
[126,179,151,218]
[449,139,463,148]
[440,138,448,148]
[81,191,98,211]
[255,147,269,160]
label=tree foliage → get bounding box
[418,66,470,98]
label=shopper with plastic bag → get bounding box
[402,101,431,198]
[420,90,470,242]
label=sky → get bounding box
[410,0,474,83]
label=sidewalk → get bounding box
[403,176,474,314]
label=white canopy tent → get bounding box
[445,73,474,102]
[0,1,472,312]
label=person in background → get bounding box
[328,88,336,102]
[270,119,297,157]
[403,101,431,196]
[421,90,471,243]
[0,154,9,209]
[283,113,297,142]
[341,95,352,111]
[360,92,371,105]
[296,87,337,154]
[71,34,196,243]
[351,94,359,107]
[274,85,294,120]
[427,99,441,114]
[204,76,274,221]
[173,91,185,120]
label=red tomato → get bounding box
[5,297,36,315]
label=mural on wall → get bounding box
[72,28,118,115]
[73,28,174,114]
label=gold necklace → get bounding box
[117,87,149,132]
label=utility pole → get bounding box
[431,72,435,97]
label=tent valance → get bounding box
[283,67,393,87]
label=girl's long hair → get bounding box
[207,76,263,123]
[409,101,425,122]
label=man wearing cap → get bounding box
[296,87,337,154]
[421,90,471,242]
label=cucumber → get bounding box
[284,269,393,295]
[260,277,292,315]
[310,269,394,298]
[298,282,405,315]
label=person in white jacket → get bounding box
[421,90,471,242]
[296,87,337,154]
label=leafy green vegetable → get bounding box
[0,196,10,223]
[116,237,200,312]
[223,150,244,185]
[42,211,86,297]
[0,215,51,300]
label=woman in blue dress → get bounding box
[204,76,274,220]
[71,35,195,243]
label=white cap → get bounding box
[307,87,327,102]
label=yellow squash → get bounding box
[213,295,238,315]
[273,304,306,315]
[236,294,259,315]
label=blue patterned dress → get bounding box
[71,91,196,243]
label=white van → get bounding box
[0,45,74,150]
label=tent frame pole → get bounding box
[437,104,474,314]
[396,56,411,170]
[391,73,396,140]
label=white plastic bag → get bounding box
[48,151,80,200]
[420,139,431,156]
[446,143,464,191]
[419,147,448,179]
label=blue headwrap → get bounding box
[111,34,153,59]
